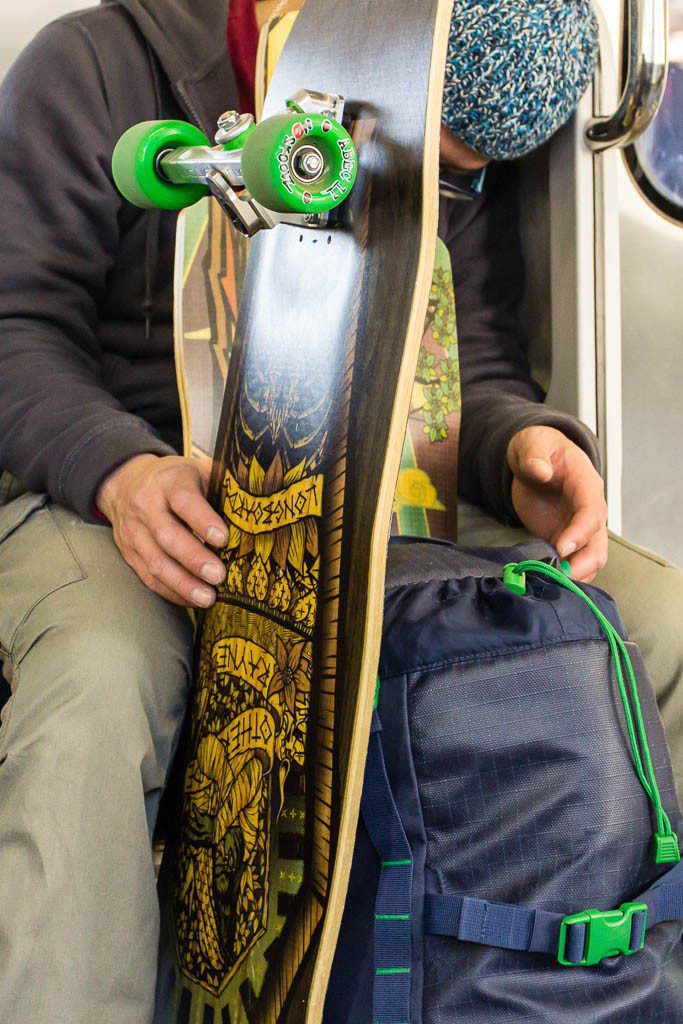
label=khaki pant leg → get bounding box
[0,495,193,1024]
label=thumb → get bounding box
[508,427,557,486]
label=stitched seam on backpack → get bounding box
[405,672,433,911]
[381,635,609,682]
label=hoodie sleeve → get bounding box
[0,20,175,520]
[440,164,601,525]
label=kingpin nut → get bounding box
[215,111,255,147]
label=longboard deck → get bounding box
[162,3,452,1023]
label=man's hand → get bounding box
[96,453,228,607]
[507,426,608,583]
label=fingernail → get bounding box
[559,541,577,558]
[191,586,214,608]
[207,526,228,548]
[529,458,552,479]
[201,562,225,585]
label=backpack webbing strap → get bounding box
[361,710,413,1024]
[424,856,683,966]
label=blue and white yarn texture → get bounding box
[442,0,599,161]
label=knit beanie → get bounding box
[442,0,599,160]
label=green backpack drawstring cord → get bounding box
[503,559,681,865]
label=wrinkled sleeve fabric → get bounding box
[440,163,601,525]
[0,21,174,520]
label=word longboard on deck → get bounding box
[160,3,453,1023]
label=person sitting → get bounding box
[0,1,681,1022]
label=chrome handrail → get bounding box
[585,0,669,151]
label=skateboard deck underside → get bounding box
[162,3,452,1023]
[175,214,460,539]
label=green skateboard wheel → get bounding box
[112,120,210,211]
[241,111,357,215]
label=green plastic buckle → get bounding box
[374,675,380,710]
[557,902,647,966]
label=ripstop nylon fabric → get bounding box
[324,539,683,1024]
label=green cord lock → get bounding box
[374,675,380,710]
[503,564,527,595]
[653,832,681,864]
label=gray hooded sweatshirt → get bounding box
[0,0,598,524]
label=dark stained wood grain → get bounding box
[160,3,451,1023]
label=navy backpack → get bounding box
[325,539,683,1023]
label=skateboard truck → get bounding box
[112,89,358,236]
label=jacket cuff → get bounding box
[57,417,177,522]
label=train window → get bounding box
[625,1,683,223]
